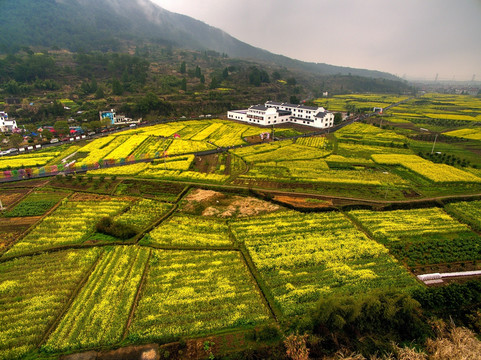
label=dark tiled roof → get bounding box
[250,105,268,111]
[315,112,328,118]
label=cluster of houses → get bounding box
[227,101,335,129]
[0,112,18,133]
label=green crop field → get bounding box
[348,208,481,268]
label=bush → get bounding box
[311,291,430,356]
[255,325,281,342]
[95,216,137,240]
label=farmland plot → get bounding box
[0,249,101,360]
[3,190,68,217]
[445,200,481,232]
[128,250,271,341]
[4,199,130,257]
[142,214,232,247]
[231,211,418,316]
[349,208,481,267]
[44,247,149,352]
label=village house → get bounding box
[0,112,17,132]
[99,109,140,126]
[227,101,335,129]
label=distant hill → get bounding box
[1,0,399,81]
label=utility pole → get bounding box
[431,133,438,154]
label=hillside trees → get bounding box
[249,66,270,86]
[133,92,173,116]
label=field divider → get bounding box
[2,187,35,211]
[237,243,281,322]
[110,178,124,196]
[341,211,422,283]
[122,248,152,340]
[140,244,237,251]
[38,248,104,348]
[174,184,192,203]
[227,224,282,321]
[0,191,74,257]
[132,203,179,244]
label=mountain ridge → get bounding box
[0,0,400,81]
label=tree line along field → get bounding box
[2,177,481,358]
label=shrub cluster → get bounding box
[95,216,137,240]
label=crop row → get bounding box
[242,162,406,186]
[234,141,328,163]
[166,139,215,155]
[105,135,149,160]
[295,136,327,148]
[445,200,481,231]
[372,154,481,183]
[128,250,271,342]
[44,247,150,352]
[115,199,171,232]
[3,191,68,217]
[142,214,232,247]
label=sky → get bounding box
[151,0,481,81]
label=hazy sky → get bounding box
[151,0,481,81]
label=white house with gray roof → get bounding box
[0,111,17,133]
[227,101,334,129]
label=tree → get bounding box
[209,76,219,90]
[54,120,69,136]
[194,66,202,78]
[222,67,229,79]
[180,61,186,74]
[334,112,342,125]
[272,71,281,81]
[9,133,23,148]
[200,74,205,84]
[134,92,173,116]
[111,78,123,95]
[290,96,300,104]
[181,77,187,91]
[101,117,112,128]
[249,67,270,86]
[287,77,297,86]
[95,86,105,99]
[43,129,53,141]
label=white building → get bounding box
[0,112,17,132]
[227,101,335,129]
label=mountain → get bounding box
[0,0,399,81]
